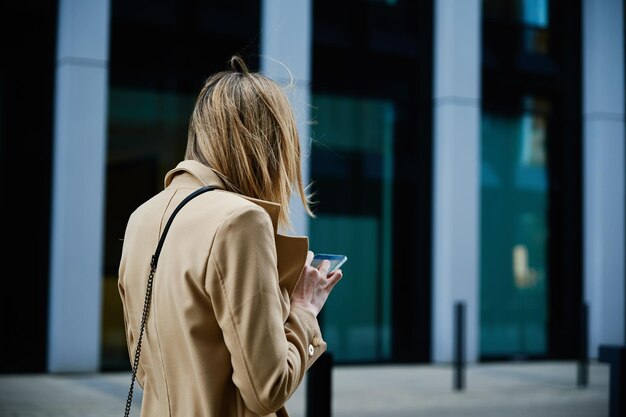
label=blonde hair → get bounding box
[185,55,313,230]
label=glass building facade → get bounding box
[481,0,583,360]
[309,0,433,363]
[102,0,262,370]
[0,2,58,373]
[0,0,623,373]
[101,0,434,368]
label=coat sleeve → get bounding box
[206,206,326,415]
[117,224,146,390]
[118,273,146,389]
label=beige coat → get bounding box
[118,160,327,417]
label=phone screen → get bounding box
[311,253,348,273]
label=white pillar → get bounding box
[432,0,482,362]
[583,0,625,358]
[48,0,110,372]
[260,0,312,236]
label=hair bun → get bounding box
[230,55,250,74]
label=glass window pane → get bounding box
[310,94,395,362]
[522,0,549,27]
[103,0,260,370]
[480,98,550,357]
[484,0,549,27]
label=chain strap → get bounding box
[122,185,217,416]
[124,257,157,417]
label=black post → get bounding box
[306,351,332,417]
[577,302,589,387]
[454,301,465,391]
[599,345,626,417]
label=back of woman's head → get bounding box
[186,56,313,230]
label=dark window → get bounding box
[102,0,261,371]
[0,1,58,374]
[480,0,583,360]
[310,0,433,363]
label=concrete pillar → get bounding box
[432,0,482,362]
[260,0,312,236]
[583,0,625,357]
[48,0,110,372]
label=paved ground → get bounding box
[0,361,610,417]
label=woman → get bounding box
[118,56,343,417]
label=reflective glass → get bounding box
[102,0,260,370]
[102,88,195,369]
[310,94,395,362]
[483,0,550,54]
[311,0,432,362]
[480,97,550,357]
[484,0,549,27]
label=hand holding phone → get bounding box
[310,253,348,273]
[292,251,345,316]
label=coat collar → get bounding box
[164,160,308,299]
[164,160,282,234]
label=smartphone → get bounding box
[311,253,348,273]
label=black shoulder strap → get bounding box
[124,185,217,417]
[152,185,218,268]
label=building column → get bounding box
[260,0,312,236]
[48,0,110,372]
[583,0,625,358]
[432,0,482,362]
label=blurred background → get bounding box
[0,0,623,413]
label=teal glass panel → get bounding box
[522,0,549,28]
[483,0,550,54]
[309,94,394,362]
[483,0,549,27]
[480,97,549,357]
[104,0,261,371]
[107,88,194,175]
[103,88,194,369]
[310,217,386,360]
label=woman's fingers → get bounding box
[292,257,344,317]
[305,250,314,266]
[326,269,343,290]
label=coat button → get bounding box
[308,344,315,357]
[312,335,321,347]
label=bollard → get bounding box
[577,302,589,387]
[598,345,626,417]
[454,301,465,391]
[306,350,333,417]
